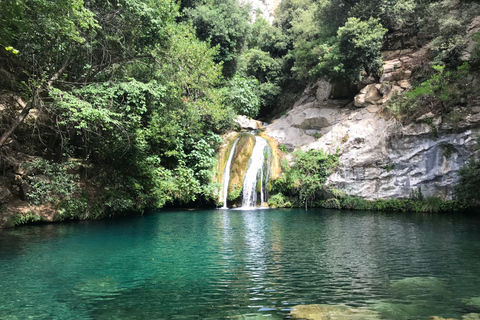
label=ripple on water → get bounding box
[1,209,480,319]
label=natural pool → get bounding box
[1,209,480,319]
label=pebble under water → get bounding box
[1,209,480,319]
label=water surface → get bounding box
[1,209,480,319]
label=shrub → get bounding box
[273,149,339,209]
[267,193,292,208]
[22,159,80,206]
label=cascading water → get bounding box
[241,136,271,208]
[221,138,239,209]
[220,133,272,209]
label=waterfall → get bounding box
[221,138,239,209]
[241,136,271,208]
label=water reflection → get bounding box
[1,210,480,319]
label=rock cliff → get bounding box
[265,46,480,200]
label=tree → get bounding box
[335,17,387,79]
[185,0,251,77]
[222,75,260,118]
[0,0,177,148]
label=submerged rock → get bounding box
[389,276,447,298]
[289,304,381,320]
[464,297,480,309]
[73,277,122,301]
[230,313,283,320]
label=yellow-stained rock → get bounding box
[228,133,256,200]
[214,131,240,203]
[259,131,282,181]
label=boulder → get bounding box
[397,79,411,89]
[360,74,376,86]
[354,93,368,107]
[383,59,402,73]
[295,108,337,129]
[234,115,262,130]
[380,85,404,104]
[316,80,332,101]
[380,72,395,83]
[363,85,382,104]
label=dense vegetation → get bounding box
[0,0,247,219]
[1,0,479,223]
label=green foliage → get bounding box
[420,0,480,66]
[442,145,454,159]
[322,198,341,209]
[387,63,472,121]
[227,184,242,202]
[185,0,251,77]
[273,149,339,209]
[248,17,289,58]
[307,17,387,81]
[405,64,466,102]
[8,211,45,227]
[409,186,424,202]
[348,0,417,30]
[267,193,292,208]
[421,196,443,213]
[22,159,79,206]
[456,158,480,203]
[455,137,480,205]
[278,145,288,153]
[383,163,395,172]
[222,75,260,118]
[473,32,480,60]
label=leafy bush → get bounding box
[387,63,472,121]
[222,76,261,118]
[8,211,45,227]
[454,137,480,206]
[267,193,292,208]
[273,149,339,209]
[422,196,443,213]
[22,159,80,206]
[322,198,341,209]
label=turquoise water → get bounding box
[1,209,480,319]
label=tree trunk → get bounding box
[0,99,35,147]
[0,49,71,149]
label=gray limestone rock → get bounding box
[234,115,262,130]
[264,46,479,200]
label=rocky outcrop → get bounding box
[265,47,480,200]
[461,16,480,62]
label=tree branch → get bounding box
[0,47,73,148]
